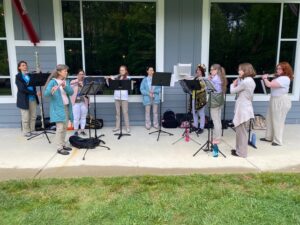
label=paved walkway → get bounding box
[0,125,299,180]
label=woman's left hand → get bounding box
[262,74,268,80]
[61,80,66,88]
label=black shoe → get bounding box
[80,131,87,136]
[57,149,70,155]
[63,146,72,151]
[74,131,79,136]
[231,149,239,157]
[190,127,198,132]
[272,142,280,146]
[260,138,271,142]
[197,128,204,134]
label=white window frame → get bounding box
[0,0,16,103]
[202,0,300,101]
[55,0,164,103]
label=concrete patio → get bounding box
[0,125,299,181]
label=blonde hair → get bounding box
[211,64,227,93]
[45,64,69,87]
[239,63,256,78]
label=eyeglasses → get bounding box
[276,67,283,70]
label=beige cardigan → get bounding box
[230,77,256,127]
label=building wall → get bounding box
[0,0,299,129]
[13,0,55,41]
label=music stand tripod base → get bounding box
[149,128,173,142]
[80,80,110,160]
[114,131,131,140]
[27,73,54,144]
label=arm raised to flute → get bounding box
[261,73,281,89]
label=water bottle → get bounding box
[212,144,219,157]
[185,128,190,142]
[251,133,256,146]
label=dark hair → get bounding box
[77,69,85,74]
[277,62,294,80]
[196,65,205,75]
[17,61,27,72]
[146,66,154,71]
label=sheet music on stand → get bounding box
[171,63,192,87]
[178,63,192,77]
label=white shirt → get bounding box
[55,79,69,105]
[114,90,129,101]
[113,76,131,101]
[271,76,290,97]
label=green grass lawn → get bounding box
[0,174,299,225]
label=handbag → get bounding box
[209,92,224,108]
[252,114,266,130]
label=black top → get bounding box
[15,73,39,110]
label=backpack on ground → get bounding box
[162,110,178,128]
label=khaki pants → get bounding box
[235,120,250,158]
[55,105,69,149]
[145,104,158,128]
[265,94,291,145]
[20,100,37,134]
[115,100,130,129]
[211,106,222,142]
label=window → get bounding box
[62,0,156,96]
[0,0,11,96]
[209,2,299,95]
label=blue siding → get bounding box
[0,0,299,128]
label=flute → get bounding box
[51,78,66,95]
[255,74,276,78]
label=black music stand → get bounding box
[27,73,55,143]
[193,78,226,158]
[149,72,173,141]
[81,81,110,161]
[172,79,201,145]
[109,79,132,140]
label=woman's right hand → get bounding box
[51,86,59,95]
[232,79,239,87]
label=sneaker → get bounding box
[272,142,280,146]
[260,138,271,142]
[24,132,32,137]
[63,146,72,151]
[197,128,204,134]
[154,125,159,129]
[231,149,239,157]
[80,131,87,136]
[190,127,198,132]
[126,128,131,133]
[74,131,79,136]
[145,126,151,130]
[57,148,70,155]
[112,128,120,132]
